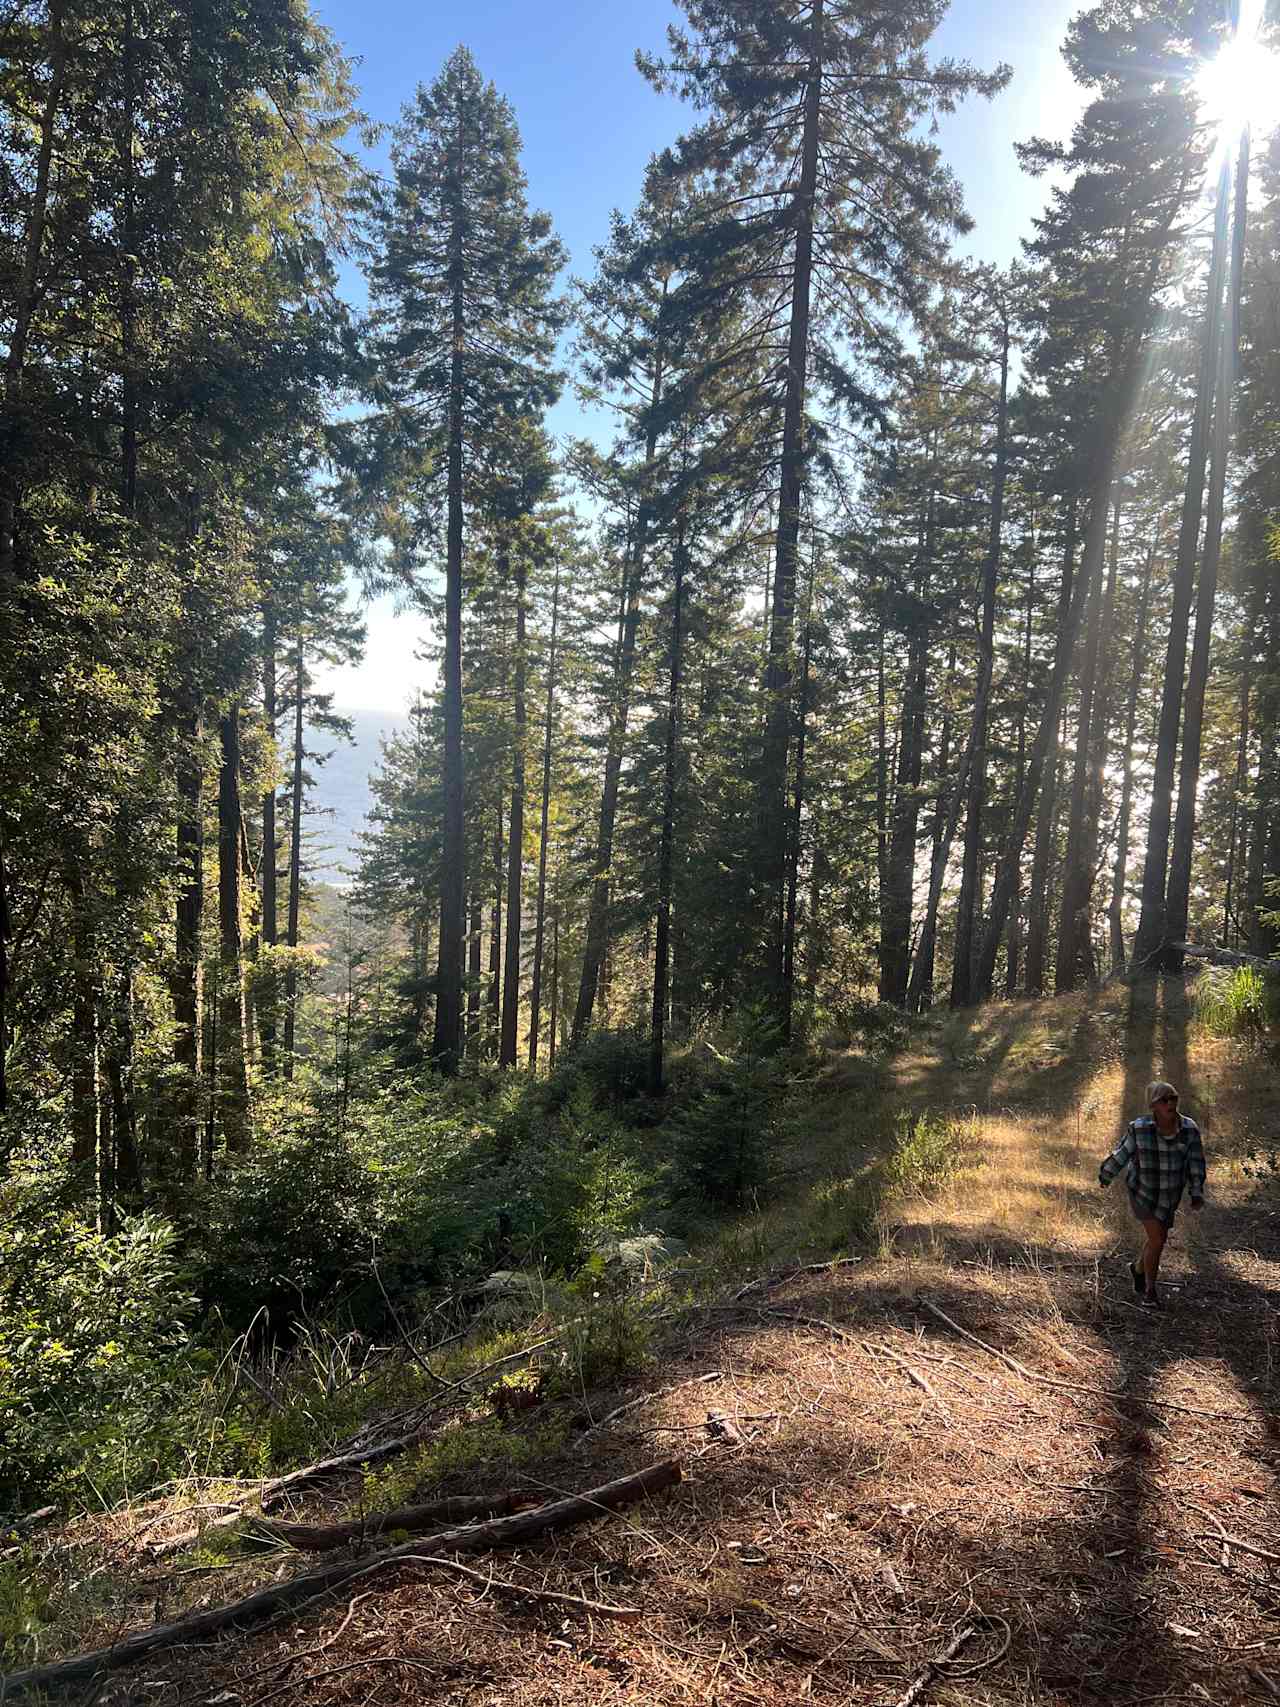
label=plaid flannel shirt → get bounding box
[1099,1115,1206,1223]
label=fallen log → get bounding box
[0,1459,681,1698]
[245,1490,537,1552]
[147,1331,564,1558]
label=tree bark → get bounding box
[5,1463,683,1698]
[500,547,527,1067]
[760,0,822,1036]
[649,515,686,1093]
[1133,157,1232,973]
[431,249,467,1071]
[466,895,483,1053]
[1166,129,1250,962]
[879,568,929,1007]
[1108,543,1156,973]
[259,605,278,1075]
[218,707,251,1152]
[488,795,502,1056]
[282,641,304,1079]
[951,300,1010,1006]
[573,300,669,1045]
[528,566,561,1071]
[0,0,66,581]
[783,577,814,1009]
[1055,496,1115,991]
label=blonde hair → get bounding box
[1146,1080,1179,1106]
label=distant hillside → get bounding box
[302,708,407,884]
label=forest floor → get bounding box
[9,977,1280,1706]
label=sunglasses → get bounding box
[1153,1095,1178,1105]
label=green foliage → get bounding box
[1193,966,1276,1042]
[198,1125,378,1328]
[665,1015,789,1210]
[552,1253,656,1395]
[544,1029,653,1112]
[0,1548,54,1673]
[882,1111,968,1196]
[0,1173,196,1507]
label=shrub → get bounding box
[544,1028,652,1112]
[1193,965,1276,1042]
[665,1013,787,1209]
[0,1171,196,1507]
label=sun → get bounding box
[1193,7,1280,143]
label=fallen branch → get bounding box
[872,1344,947,1411]
[245,1491,536,1552]
[758,1307,860,1344]
[574,1372,723,1447]
[398,1553,642,1621]
[147,1331,563,1558]
[0,1460,682,1697]
[732,1256,863,1300]
[917,1298,1253,1423]
[1187,1500,1280,1565]
[893,1624,977,1707]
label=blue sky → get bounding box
[313,0,1085,712]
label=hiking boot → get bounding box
[1139,1289,1162,1311]
[1129,1260,1145,1297]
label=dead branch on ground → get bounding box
[1,1460,682,1697]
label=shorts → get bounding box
[1129,1192,1175,1230]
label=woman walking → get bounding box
[1099,1081,1206,1309]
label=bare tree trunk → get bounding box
[218,708,251,1151]
[879,577,929,1007]
[650,518,686,1093]
[951,301,1010,1005]
[574,300,668,1045]
[488,796,502,1057]
[528,567,561,1071]
[1108,544,1156,973]
[1166,129,1250,962]
[0,0,66,581]
[500,548,527,1068]
[1222,595,1255,949]
[259,606,278,1075]
[783,559,815,1009]
[432,253,467,1071]
[760,0,822,1039]
[282,642,304,1079]
[467,896,482,1054]
[1055,496,1116,991]
[1133,157,1232,973]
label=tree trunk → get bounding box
[1108,544,1156,973]
[172,682,203,1174]
[0,0,66,581]
[951,304,1010,1006]
[650,516,686,1094]
[528,566,561,1071]
[879,576,929,1007]
[1055,496,1115,991]
[573,304,668,1045]
[760,0,822,1036]
[1132,157,1232,973]
[488,796,502,1056]
[282,642,304,1079]
[467,896,483,1053]
[783,562,815,1011]
[432,258,467,1072]
[1222,585,1256,948]
[500,548,527,1067]
[218,707,251,1152]
[259,606,278,1075]
[1166,129,1250,962]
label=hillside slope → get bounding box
[9,980,1279,1706]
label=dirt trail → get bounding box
[20,983,1280,1705]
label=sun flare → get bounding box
[1193,7,1280,143]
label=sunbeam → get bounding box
[1193,0,1279,146]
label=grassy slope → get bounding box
[8,979,1280,1704]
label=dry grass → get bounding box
[8,978,1280,1706]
